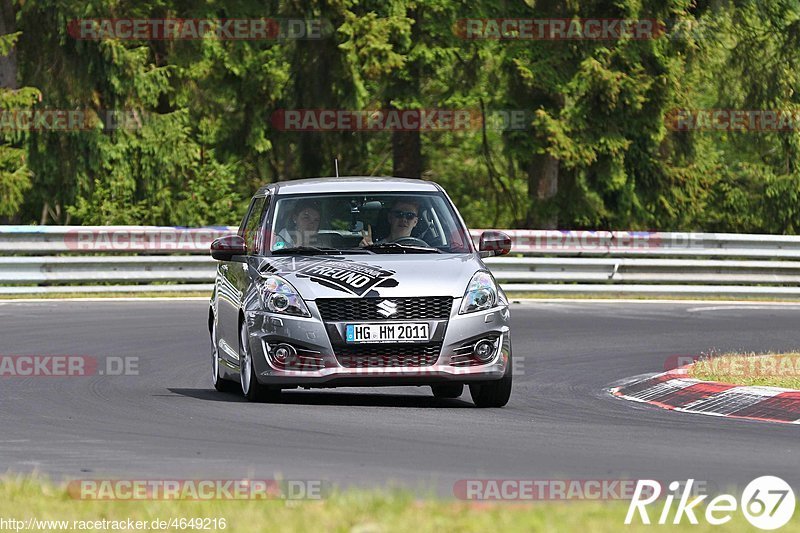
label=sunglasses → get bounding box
[390,210,418,221]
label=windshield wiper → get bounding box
[362,242,441,254]
[272,246,345,255]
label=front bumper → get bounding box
[244,298,511,388]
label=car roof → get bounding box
[256,177,442,196]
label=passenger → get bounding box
[274,200,321,249]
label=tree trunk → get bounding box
[391,128,421,178]
[390,7,421,179]
[526,154,559,228]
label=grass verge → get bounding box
[689,352,800,389]
[0,477,790,533]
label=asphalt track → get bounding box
[1,299,798,495]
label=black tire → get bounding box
[239,322,281,403]
[431,383,464,399]
[469,360,512,408]
[211,318,238,393]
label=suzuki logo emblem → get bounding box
[376,300,398,317]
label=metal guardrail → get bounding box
[2,226,800,296]
[0,226,234,254]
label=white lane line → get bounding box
[686,305,800,312]
[0,297,208,303]
[512,298,800,306]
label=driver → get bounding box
[360,199,419,246]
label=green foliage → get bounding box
[0,0,798,232]
[690,0,800,233]
[0,31,40,218]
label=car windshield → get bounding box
[268,192,472,254]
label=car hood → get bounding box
[252,253,485,299]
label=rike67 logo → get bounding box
[626,477,796,530]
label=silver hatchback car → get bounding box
[209,177,513,407]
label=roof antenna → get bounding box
[334,158,340,178]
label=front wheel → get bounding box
[211,318,238,392]
[239,323,281,403]
[469,359,512,408]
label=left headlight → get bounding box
[459,271,497,314]
[256,275,311,317]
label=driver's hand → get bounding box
[359,224,373,246]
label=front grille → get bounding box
[317,297,452,322]
[335,343,442,368]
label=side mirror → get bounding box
[479,231,512,257]
[211,234,247,261]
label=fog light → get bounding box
[273,343,297,364]
[473,340,496,362]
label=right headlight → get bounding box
[256,275,311,317]
[459,271,497,314]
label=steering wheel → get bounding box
[390,236,430,247]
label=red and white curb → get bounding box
[610,367,800,424]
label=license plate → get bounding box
[345,323,430,343]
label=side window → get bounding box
[242,196,267,254]
[238,198,257,237]
[256,194,272,254]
